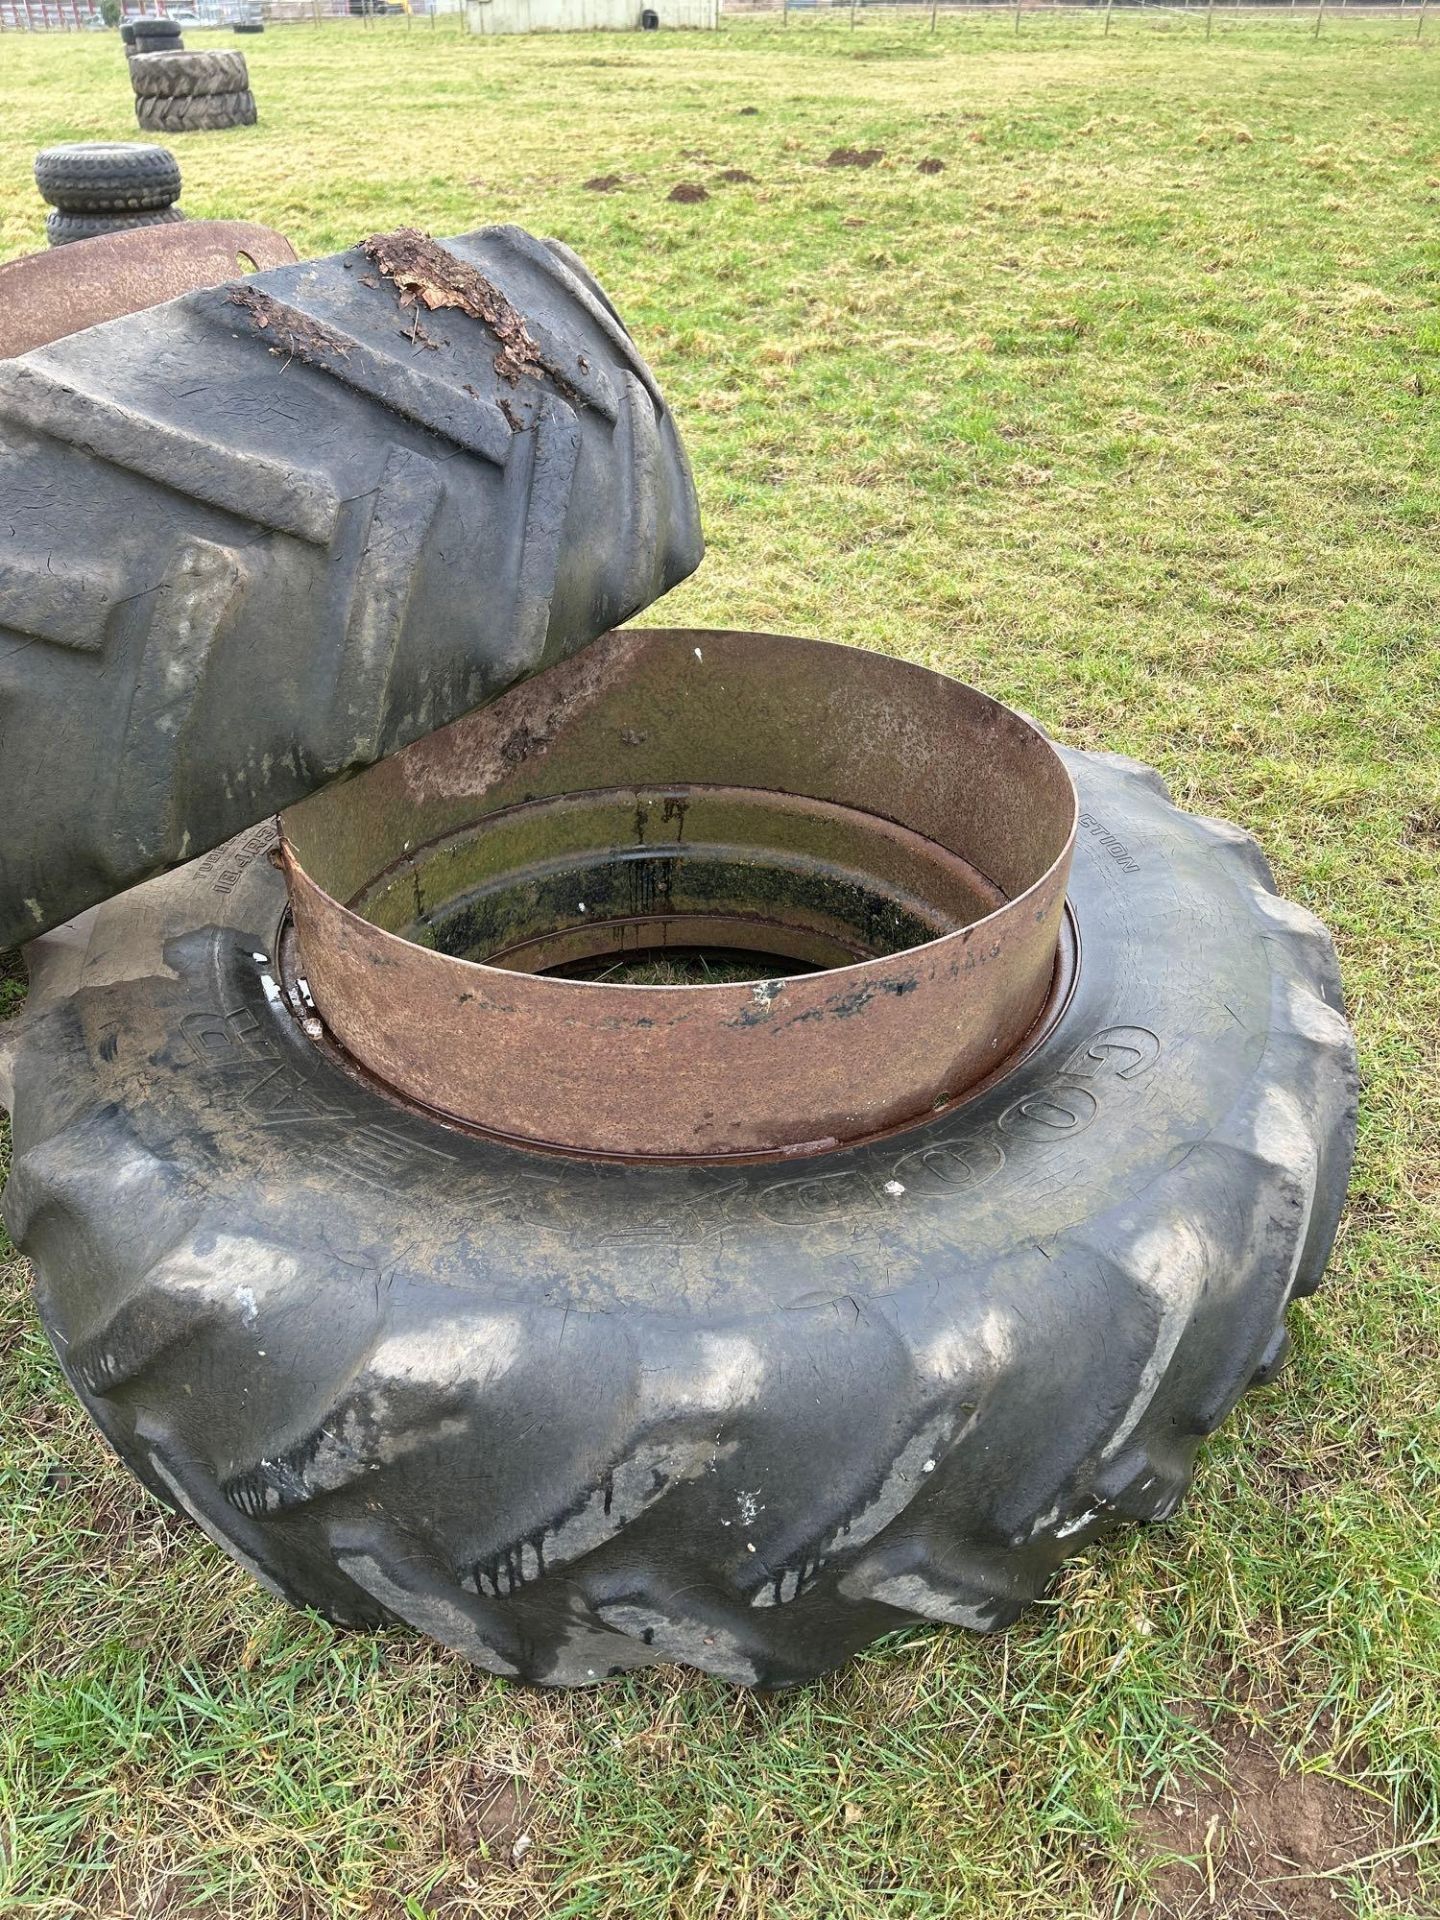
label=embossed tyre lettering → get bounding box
[0,752,1356,1687]
[0,225,703,949]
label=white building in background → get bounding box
[465,0,717,32]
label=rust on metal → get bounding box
[280,628,1078,1162]
[0,220,298,360]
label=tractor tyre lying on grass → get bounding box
[45,205,185,248]
[33,142,182,214]
[0,224,704,949]
[135,90,259,133]
[128,49,250,98]
[0,751,1357,1688]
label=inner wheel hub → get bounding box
[280,628,1078,1160]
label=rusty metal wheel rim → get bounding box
[279,628,1079,1161]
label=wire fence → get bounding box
[0,0,461,23]
[0,0,1429,27]
[0,0,105,26]
[768,0,1431,33]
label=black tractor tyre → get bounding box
[44,205,186,248]
[126,21,183,53]
[128,15,183,39]
[129,48,250,97]
[233,18,265,28]
[34,142,182,214]
[0,225,703,950]
[135,89,259,132]
[0,751,1357,1688]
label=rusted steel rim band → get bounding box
[0,220,297,359]
[280,628,1079,1161]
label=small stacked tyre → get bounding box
[131,49,257,134]
[121,16,184,56]
[34,142,184,248]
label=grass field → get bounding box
[2,10,1439,1917]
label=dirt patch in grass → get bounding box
[716,167,758,184]
[581,173,621,192]
[366,1760,545,1917]
[667,182,709,203]
[1131,1717,1423,1919]
[441,1761,535,1860]
[827,146,884,169]
[917,156,946,175]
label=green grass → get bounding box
[2,10,1439,1916]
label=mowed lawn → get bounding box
[2,11,1438,1917]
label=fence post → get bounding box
[1103,0,1113,32]
[930,0,937,29]
[1013,0,1020,32]
[1206,0,1214,34]
[1312,0,1323,33]
[1417,0,1427,36]
[851,0,856,28]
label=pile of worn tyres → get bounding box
[123,14,258,133]
[0,216,1358,1689]
[34,141,184,247]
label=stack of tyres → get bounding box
[34,142,184,248]
[121,15,184,55]
[130,50,257,134]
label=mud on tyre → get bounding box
[0,748,1356,1687]
[0,225,703,949]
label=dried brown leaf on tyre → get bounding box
[228,285,354,364]
[363,226,555,388]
